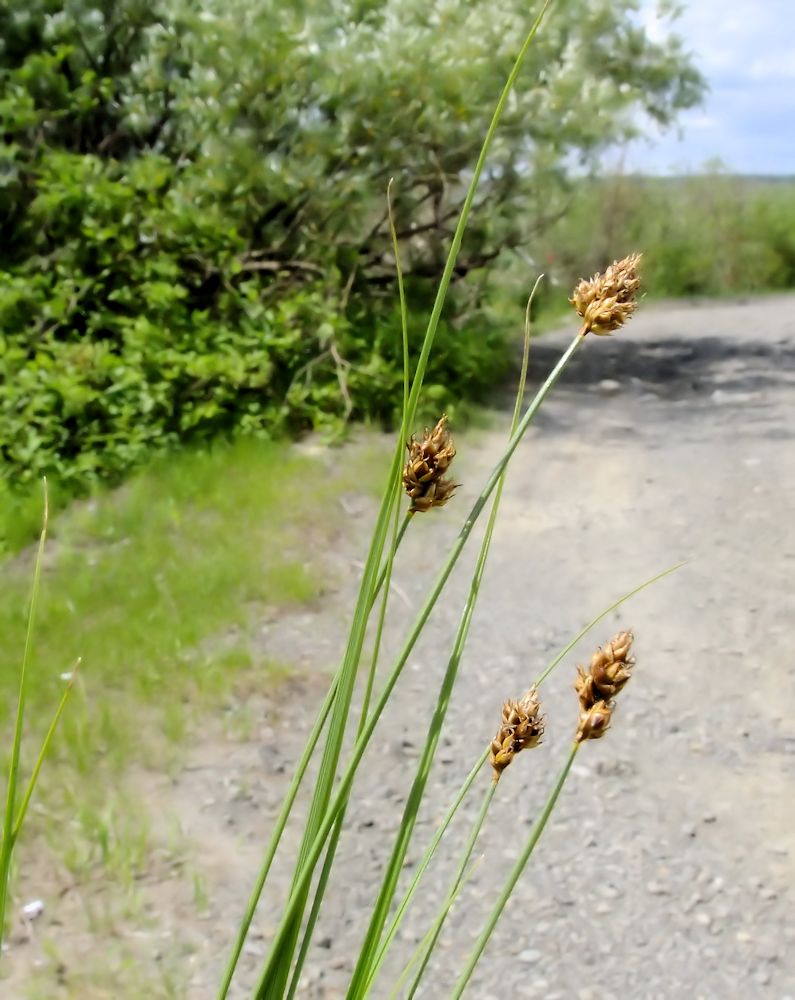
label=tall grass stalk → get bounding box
[284,519,413,1000]
[346,278,544,999]
[406,780,497,998]
[253,324,582,996]
[12,659,80,841]
[450,744,580,998]
[217,515,412,999]
[283,190,414,1000]
[361,556,681,994]
[0,482,48,946]
[253,3,557,994]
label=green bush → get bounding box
[0,147,510,488]
[0,0,702,489]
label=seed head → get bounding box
[576,699,613,742]
[575,630,635,743]
[490,686,544,780]
[403,415,458,513]
[570,253,642,336]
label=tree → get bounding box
[0,0,704,485]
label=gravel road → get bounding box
[9,296,795,999]
[182,294,795,1000]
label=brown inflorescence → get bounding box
[490,686,544,780]
[570,253,642,336]
[403,414,458,513]
[575,630,635,743]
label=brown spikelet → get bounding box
[575,630,635,743]
[490,686,544,780]
[576,699,613,742]
[570,253,642,337]
[403,415,459,513]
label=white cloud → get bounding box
[626,0,795,173]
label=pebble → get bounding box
[519,948,543,964]
[756,940,780,962]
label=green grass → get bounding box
[0,436,379,882]
[534,172,795,305]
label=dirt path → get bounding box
[7,295,795,998]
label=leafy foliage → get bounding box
[526,171,795,306]
[0,0,703,487]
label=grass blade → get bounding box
[450,744,580,999]
[12,659,80,840]
[346,277,544,998]
[254,329,583,997]
[0,479,48,947]
[405,782,497,998]
[218,519,412,998]
[284,198,414,996]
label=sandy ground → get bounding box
[4,295,795,998]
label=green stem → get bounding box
[285,509,414,1000]
[0,480,48,950]
[282,186,414,998]
[387,856,483,1000]
[13,660,80,841]
[347,277,543,1000]
[218,513,412,1000]
[406,781,498,998]
[364,750,490,993]
[254,3,557,991]
[450,744,580,999]
[361,555,683,995]
[253,330,583,998]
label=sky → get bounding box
[621,0,795,175]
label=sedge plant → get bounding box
[217,0,672,995]
[0,482,78,955]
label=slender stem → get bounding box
[218,514,413,999]
[347,277,544,1000]
[534,560,685,687]
[450,744,580,999]
[363,556,684,995]
[283,186,415,998]
[387,857,483,1000]
[254,331,583,998]
[364,750,490,992]
[285,507,414,999]
[0,480,48,950]
[12,660,80,841]
[406,781,498,998]
[254,4,558,992]
[362,512,414,724]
